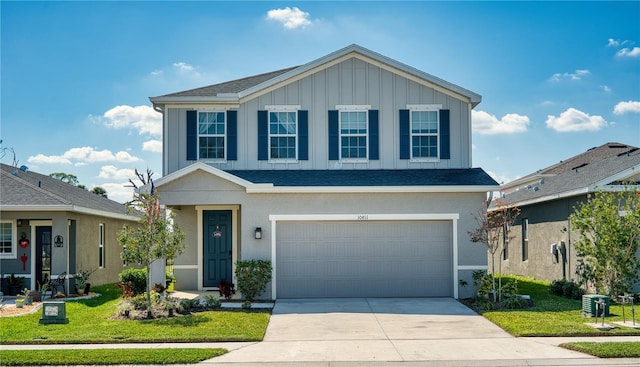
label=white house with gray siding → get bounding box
[149,44,499,299]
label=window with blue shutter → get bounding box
[257,110,268,160]
[399,109,410,159]
[369,110,379,160]
[439,109,450,159]
[186,110,197,160]
[227,110,237,160]
[328,110,339,160]
[298,110,309,160]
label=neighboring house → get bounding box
[0,163,140,294]
[493,142,640,289]
[149,44,499,299]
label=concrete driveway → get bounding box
[209,298,598,364]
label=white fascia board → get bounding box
[0,205,140,222]
[269,213,459,221]
[247,185,499,194]
[163,103,241,110]
[593,164,640,188]
[149,96,240,104]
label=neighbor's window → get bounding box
[411,109,439,159]
[0,220,16,259]
[502,223,509,260]
[98,223,105,268]
[340,110,368,159]
[269,111,297,159]
[522,218,529,261]
[198,111,226,159]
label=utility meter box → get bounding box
[39,301,69,324]
[582,295,610,317]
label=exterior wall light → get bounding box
[54,235,64,247]
[254,227,262,239]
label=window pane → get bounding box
[270,112,297,135]
[199,112,225,135]
[341,136,367,158]
[340,111,367,134]
[270,137,296,159]
[412,136,438,158]
[411,111,438,134]
[199,137,225,159]
[0,223,12,253]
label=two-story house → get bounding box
[149,44,498,299]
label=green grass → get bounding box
[0,348,227,365]
[479,276,640,337]
[559,342,640,358]
[0,284,270,344]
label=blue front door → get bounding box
[203,210,232,287]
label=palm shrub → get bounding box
[235,260,272,302]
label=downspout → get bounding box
[152,103,167,177]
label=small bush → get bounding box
[235,259,273,301]
[203,295,221,309]
[218,280,235,300]
[179,298,202,311]
[119,268,147,296]
[500,295,526,309]
[550,279,584,300]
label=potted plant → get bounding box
[15,297,25,308]
[75,267,95,295]
[6,274,24,296]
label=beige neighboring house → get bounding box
[0,163,140,295]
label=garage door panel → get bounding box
[276,220,452,298]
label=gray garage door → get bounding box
[276,220,452,298]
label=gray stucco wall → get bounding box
[163,57,473,175]
[160,170,488,298]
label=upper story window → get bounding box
[198,111,226,160]
[340,110,368,160]
[0,220,16,259]
[400,105,450,161]
[269,111,297,160]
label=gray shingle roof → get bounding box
[156,67,299,98]
[500,142,640,205]
[226,168,498,187]
[0,163,133,217]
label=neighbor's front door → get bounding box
[203,210,232,288]
[36,226,52,287]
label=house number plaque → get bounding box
[357,215,369,220]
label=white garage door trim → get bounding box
[269,213,460,299]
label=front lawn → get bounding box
[560,342,640,358]
[0,284,269,344]
[478,276,640,337]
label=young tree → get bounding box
[469,198,520,301]
[570,185,640,297]
[118,169,185,317]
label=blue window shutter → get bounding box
[440,109,450,159]
[399,109,410,159]
[227,110,237,160]
[258,110,268,160]
[186,110,197,160]
[298,110,308,160]
[369,109,379,160]
[328,110,339,160]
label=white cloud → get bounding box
[98,182,135,204]
[607,38,620,47]
[613,100,640,115]
[266,7,312,29]
[550,69,590,82]
[102,105,162,137]
[616,47,640,57]
[142,139,163,153]
[98,165,137,180]
[27,147,140,166]
[472,110,530,135]
[27,154,72,165]
[545,108,608,132]
[173,62,195,72]
[600,85,612,93]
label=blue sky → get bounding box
[2,1,639,203]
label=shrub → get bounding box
[500,295,526,309]
[550,279,584,300]
[203,295,221,309]
[472,270,493,299]
[235,259,272,301]
[218,280,235,300]
[119,268,147,296]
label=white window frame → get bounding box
[337,105,370,162]
[99,223,105,269]
[197,110,227,162]
[408,104,441,162]
[266,105,300,163]
[0,220,17,259]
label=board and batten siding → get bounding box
[163,58,472,175]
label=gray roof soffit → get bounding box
[498,142,640,207]
[150,44,481,107]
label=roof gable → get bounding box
[150,44,481,107]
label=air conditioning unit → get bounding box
[582,295,610,317]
